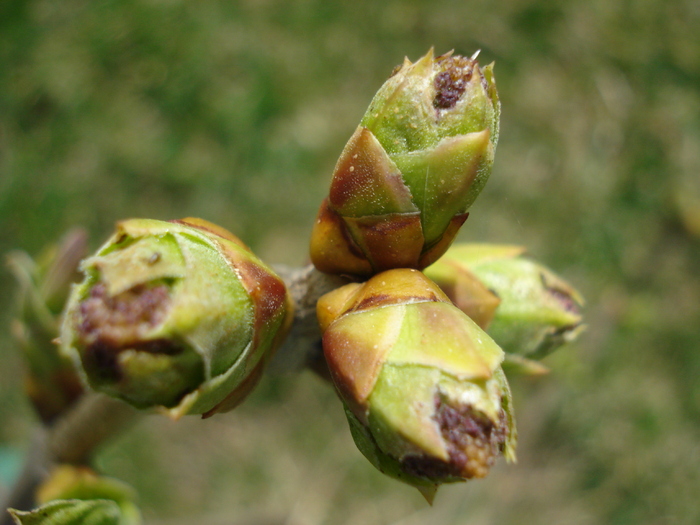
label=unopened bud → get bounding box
[425,244,584,360]
[60,218,293,418]
[7,229,87,422]
[311,49,500,277]
[9,465,141,525]
[318,269,516,498]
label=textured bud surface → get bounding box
[425,244,584,359]
[319,269,516,494]
[60,218,293,418]
[311,49,500,277]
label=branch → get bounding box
[1,394,139,524]
[271,265,349,373]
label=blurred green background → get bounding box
[2,0,700,523]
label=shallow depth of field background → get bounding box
[1,1,700,524]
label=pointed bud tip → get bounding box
[417,484,438,504]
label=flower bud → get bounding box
[9,500,127,525]
[318,269,516,498]
[424,244,584,360]
[418,250,501,330]
[9,465,141,525]
[310,49,500,277]
[7,229,87,422]
[60,218,293,418]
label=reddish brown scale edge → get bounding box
[350,293,442,314]
[352,293,393,312]
[540,272,581,315]
[320,201,369,262]
[235,260,288,348]
[346,212,424,272]
[336,218,372,263]
[418,213,469,269]
[310,198,374,277]
[328,128,414,215]
[169,218,249,249]
[201,358,266,418]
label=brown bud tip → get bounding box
[401,395,508,481]
[433,54,476,109]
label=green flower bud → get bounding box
[9,465,141,525]
[60,218,293,418]
[9,500,126,525]
[424,244,585,360]
[318,269,516,498]
[311,49,500,277]
[417,250,501,330]
[7,229,87,422]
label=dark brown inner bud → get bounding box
[79,283,171,345]
[433,55,476,110]
[401,396,507,481]
[77,282,177,381]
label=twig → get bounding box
[47,394,139,466]
[270,265,348,373]
[1,394,139,524]
[1,430,48,523]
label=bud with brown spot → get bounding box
[318,269,516,500]
[60,218,293,418]
[310,49,500,277]
[425,244,585,364]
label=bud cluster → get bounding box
[6,47,584,514]
[309,50,583,498]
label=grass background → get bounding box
[2,0,700,523]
